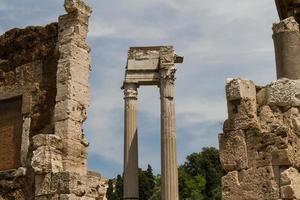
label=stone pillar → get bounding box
[123,83,139,200]
[273,17,300,79]
[54,0,92,175]
[160,66,179,200]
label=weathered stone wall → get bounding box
[0,0,107,199]
[220,78,300,200]
[0,22,59,200]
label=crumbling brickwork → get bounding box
[0,0,107,199]
[220,78,300,200]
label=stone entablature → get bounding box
[124,46,183,86]
[275,0,300,23]
[0,0,106,199]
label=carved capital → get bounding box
[124,84,138,99]
[160,66,177,83]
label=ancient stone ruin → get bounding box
[0,0,107,199]
[219,0,300,199]
[122,46,183,200]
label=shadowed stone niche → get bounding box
[0,0,107,199]
[0,97,22,171]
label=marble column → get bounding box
[160,66,179,200]
[123,83,139,200]
[273,17,300,79]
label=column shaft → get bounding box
[273,17,300,79]
[160,72,179,200]
[123,84,139,200]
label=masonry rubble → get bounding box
[0,0,107,199]
[220,77,300,199]
[219,1,300,199]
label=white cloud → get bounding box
[177,98,227,125]
[89,20,167,40]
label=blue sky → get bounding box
[0,0,279,178]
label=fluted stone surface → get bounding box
[273,17,300,80]
[123,84,139,200]
[160,51,179,200]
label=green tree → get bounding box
[183,147,225,200]
[106,179,114,200]
[106,147,224,200]
[145,164,155,198]
[115,174,123,199]
[179,166,206,200]
[139,164,155,199]
[149,175,161,200]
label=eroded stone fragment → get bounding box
[280,167,300,199]
[219,130,248,172]
[267,78,300,107]
[226,78,256,101]
[273,16,299,33]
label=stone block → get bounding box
[54,119,84,141]
[219,130,248,172]
[280,167,300,199]
[31,146,63,174]
[127,49,160,70]
[273,16,299,33]
[226,78,256,101]
[59,23,88,40]
[85,173,102,198]
[271,149,292,166]
[32,134,63,150]
[59,43,90,64]
[63,139,88,157]
[56,80,89,106]
[62,140,88,175]
[57,59,90,86]
[62,158,87,176]
[267,79,300,107]
[35,174,52,196]
[54,99,87,122]
[227,98,258,130]
[51,172,87,196]
[222,167,280,200]
[256,87,268,106]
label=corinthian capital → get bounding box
[123,83,138,99]
[160,65,177,83]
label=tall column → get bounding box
[273,17,300,79]
[123,83,139,200]
[160,66,179,200]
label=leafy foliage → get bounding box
[106,179,120,200]
[139,164,156,199]
[183,147,225,200]
[178,166,206,200]
[106,147,225,200]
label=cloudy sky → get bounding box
[0,0,279,178]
